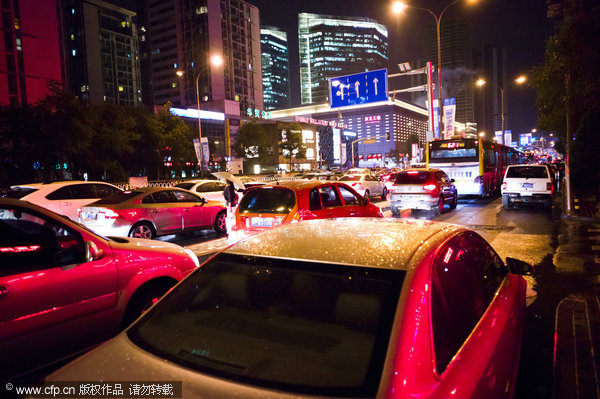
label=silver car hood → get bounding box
[44,333,330,398]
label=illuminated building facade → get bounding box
[62,0,141,106]
[271,99,429,169]
[260,26,290,110]
[298,13,389,105]
[0,0,63,107]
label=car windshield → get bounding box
[174,183,195,190]
[394,171,434,184]
[507,166,548,178]
[92,191,142,204]
[238,187,295,214]
[3,187,38,199]
[128,253,404,396]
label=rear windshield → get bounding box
[339,175,361,182]
[394,171,433,184]
[93,191,142,204]
[238,187,295,214]
[127,253,404,396]
[3,187,38,199]
[506,166,548,179]
[174,183,194,190]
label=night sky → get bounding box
[248,0,553,135]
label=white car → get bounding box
[2,181,122,221]
[501,164,554,209]
[174,180,226,204]
[338,173,387,200]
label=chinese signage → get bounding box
[294,115,347,129]
[364,115,382,124]
[443,98,456,139]
[246,108,272,119]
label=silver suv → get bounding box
[501,164,554,209]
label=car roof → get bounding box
[9,180,109,189]
[226,218,466,271]
[260,180,346,191]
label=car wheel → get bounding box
[214,210,227,234]
[364,190,370,199]
[450,192,458,209]
[129,222,155,239]
[381,187,388,201]
[433,197,444,216]
[121,281,173,328]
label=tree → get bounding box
[279,122,306,171]
[156,103,196,178]
[233,120,270,162]
[570,106,600,196]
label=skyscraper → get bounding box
[61,0,141,106]
[260,26,290,110]
[298,13,388,105]
[0,0,63,107]
[137,0,263,114]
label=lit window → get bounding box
[118,86,124,92]
[70,34,75,40]
[71,8,75,14]
[173,63,178,68]
[72,49,76,56]
[171,82,177,88]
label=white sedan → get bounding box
[338,173,387,200]
[174,180,226,204]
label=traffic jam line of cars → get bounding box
[1,171,534,395]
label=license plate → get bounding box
[521,183,534,188]
[85,212,97,220]
[251,217,273,227]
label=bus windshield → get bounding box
[429,140,478,162]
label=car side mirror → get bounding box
[85,241,104,262]
[359,197,370,206]
[450,178,455,183]
[505,257,534,275]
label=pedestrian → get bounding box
[223,180,238,233]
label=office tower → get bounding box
[138,0,263,114]
[425,16,475,125]
[261,26,290,110]
[473,44,506,137]
[298,13,388,105]
[61,0,141,106]
[0,0,63,106]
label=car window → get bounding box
[238,188,296,214]
[173,190,203,203]
[506,166,548,178]
[3,187,38,199]
[151,190,176,204]
[194,183,211,193]
[175,182,194,190]
[309,188,322,211]
[127,253,405,397]
[338,185,359,206]
[92,184,121,198]
[96,191,141,204]
[0,206,85,273]
[45,186,71,200]
[430,233,505,373]
[319,186,342,208]
[339,175,360,182]
[394,171,433,184]
[66,184,97,200]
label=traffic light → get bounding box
[386,131,390,140]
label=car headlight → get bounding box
[184,248,200,268]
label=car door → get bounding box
[306,185,345,220]
[366,174,384,196]
[143,190,183,234]
[0,205,118,380]
[337,184,367,217]
[436,171,454,202]
[429,233,525,397]
[174,190,212,230]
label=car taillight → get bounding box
[423,183,439,196]
[99,208,120,219]
[77,208,82,219]
[547,182,553,193]
[502,182,507,191]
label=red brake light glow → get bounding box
[407,171,419,175]
[423,184,437,192]
[0,245,41,253]
[99,209,120,219]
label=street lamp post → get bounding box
[393,0,477,138]
[180,54,223,176]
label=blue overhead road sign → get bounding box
[329,69,388,108]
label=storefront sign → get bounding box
[294,115,347,129]
[246,108,272,119]
[364,115,381,124]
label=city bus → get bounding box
[426,137,525,197]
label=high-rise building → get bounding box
[424,16,475,126]
[61,0,141,106]
[473,44,506,138]
[0,0,64,107]
[298,13,389,105]
[260,26,290,110]
[138,0,263,114]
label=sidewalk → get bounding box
[554,196,600,398]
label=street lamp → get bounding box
[195,54,223,174]
[476,75,526,146]
[393,0,478,138]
